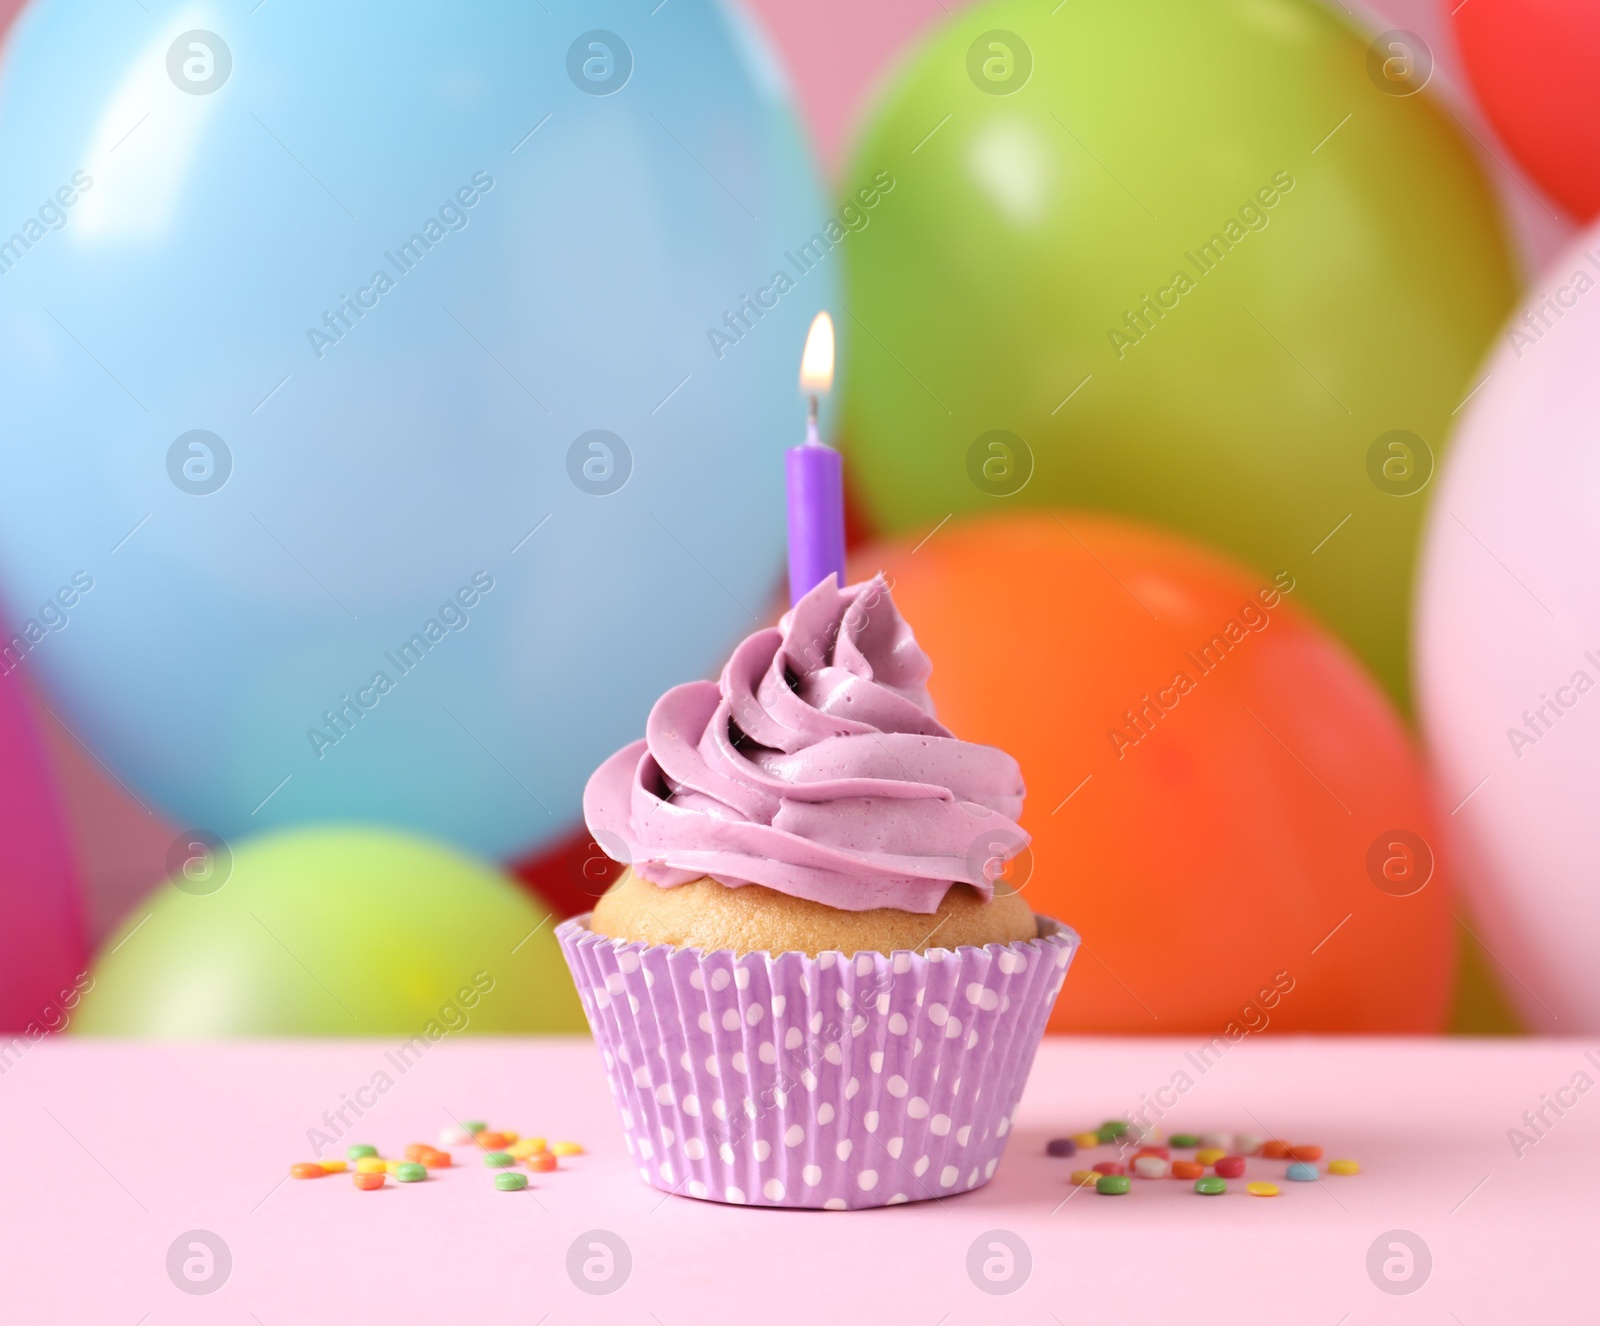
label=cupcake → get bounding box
[558,573,1077,1209]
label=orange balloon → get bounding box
[850,513,1454,1033]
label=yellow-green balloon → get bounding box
[840,0,1516,708]
[74,827,585,1036]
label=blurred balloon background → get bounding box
[73,827,584,1036]
[0,0,1585,1036]
[0,0,832,863]
[852,514,1456,1033]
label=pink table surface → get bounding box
[3,1036,1593,1323]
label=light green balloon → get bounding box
[74,827,585,1036]
[840,0,1517,708]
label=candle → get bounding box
[786,311,843,605]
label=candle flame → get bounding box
[799,311,835,395]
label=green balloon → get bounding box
[840,0,1516,708]
[74,827,586,1036]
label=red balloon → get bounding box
[508,823,618,920]
[1454,0,1600,219]
[849,513,1455,1034]
[0,668,88,1032]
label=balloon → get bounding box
[851,512,1454,1033]
[839,0,1516,709]
[0,2,834,861]
[1453,0,1600,221]
[0,667,88,1032]
[510,822,619,922]
[73,827,585,1035]
[1417,220,1600,1032]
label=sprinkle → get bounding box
[318,1159,347,1174]
[1168,1133,1200,1149]
[421,1150,452,1169]
[1068,1169,1100,1186]
[1195,1147,1225,1165]
[495,1171,529,1191]
[527,1152,558,1173]
[483,1151,515,1168]
[1194,1176,1226,1195]
[353,1172,385,1190]
[1171,1160,1204,1180]
[1046,1138,1077,1158]
[1197,1131,1229,1149]
[1095,1174,1131,1195]
[1287,1144,1323,1162]
[1234,1133,1264,1156]
[1073,1131,1101,1148]
[1246,1181,1280,1197]
[1286,1162,1318,1181]
[439,1126,473,1147]
[1261,1140,1292,1159]
[1213,1156,1247,1178]
[1091,1161,1125,1176]
[290,1162,326,1179]
[346,1144,378,1161]
[1132,1155,1169,1179]
[1099,1120,1129,1138]
[395,1162,427,1183]
[462,1120,488,1135]
[1329,1158,1360,1175]
[551,1141,585,1157]
[354,1157,387,1174]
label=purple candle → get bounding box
[787,312,844,605]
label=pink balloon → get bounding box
[0,666,88,1033]
[1417,218,1600,1031]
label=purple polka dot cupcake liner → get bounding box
[558,914,1078,1210]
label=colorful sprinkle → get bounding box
[1069,1169,1100,1186]
[462,1120,487,1135]
[1329,1159,1361,1176]
[1095,1125,1119,1144]
[1168,1133,1200,1149]
[1046,1137,1077,1158]
[1261,1140,1292,1159]
[1197,1131,1229,1150]
[1234,1133,1264,1156]
[483,1151,515,1168]
[1091,1161,1125,1176]
[394,1162,427,1183]
[1073,1131,1101,1148]
[290,1162,326,1179]
[438,1126,472,1147]
[527,1152,558,1173]
[495,1171,529,1191]
[1195,1147,1225,1165]
[354,1157,387,1174]
[1132,1155,1170,1179]
[318,1159,347,1174]
[403,1143,434,1163]
[1213,1155,1247,1179]
[551,1141,585,1157]
[1099,1120,1129,1138]
[1133,1145,1170,1160]
[1095,1174,1131,1195]
[1286,1162,1318,1181]
[1194,1176,1227,1195]
[353,1172,385,1191]
[476,1131,515,1151]
[1287,1144,1323,1162]
[1171,1160,1204,1180]
[1246,1181,1280,1197]
[346,1144,378,1161]
[421,1150,452,1169]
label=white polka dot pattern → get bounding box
[558,915,1077,1211]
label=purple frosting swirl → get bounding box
[583,574,1028,914]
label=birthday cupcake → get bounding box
[558,573,1078,1210]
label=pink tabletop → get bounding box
[3,1037,1591,1322]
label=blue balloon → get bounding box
[0,1,836,858]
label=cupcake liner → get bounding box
[558,914,1078,1210]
